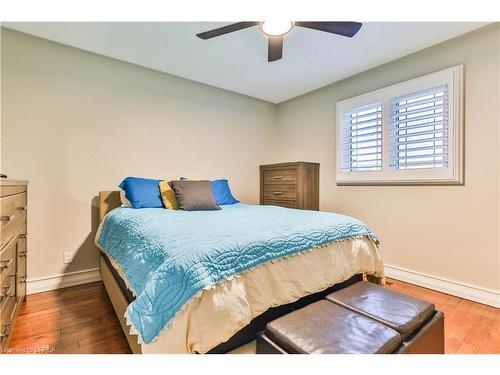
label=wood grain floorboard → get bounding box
[386,278,500,354]
[5,279,500,354]
[7,282,131,354]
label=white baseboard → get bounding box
[25,263,500,308]
[27,268,101,295]
[384,264,500,308]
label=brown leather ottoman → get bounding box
[326,281,444,354]
[257,300,402,354]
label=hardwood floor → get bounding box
[387,278,500,354]
[7,282,131,354]
[5,278,500,354]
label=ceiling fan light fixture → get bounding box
[196,21,362,62]
[260,21,294,36]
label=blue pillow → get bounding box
[119,177,163,208]
[211,179,239,205]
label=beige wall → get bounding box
[2,25,499,294]
[276,24,500,291]
[0,29,278,279]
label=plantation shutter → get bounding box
[390,85,448,170]
[340,103,383,172]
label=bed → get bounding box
[96,191,384,354]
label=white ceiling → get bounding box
[4,22,488,103]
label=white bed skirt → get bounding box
[131,237,384,354]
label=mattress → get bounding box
[96,203,384,353]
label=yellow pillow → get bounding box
[159,180,178,210]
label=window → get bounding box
[390,86,448,170]
[336,65,463,185]
[340,103,382,172]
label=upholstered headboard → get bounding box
[99,191,121,222]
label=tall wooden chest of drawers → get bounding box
[0,180,28,350]
[260,162,319,210]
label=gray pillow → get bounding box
[170,180,221,211]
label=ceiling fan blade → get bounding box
[196,22,260,39]
[268,36,283,62]
[295,22,362,37]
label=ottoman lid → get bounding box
[265,300,401,354]
[326,281,435,338]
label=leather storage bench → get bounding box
[326,281,444,354]
[258,300,402,354]
[257,281,444,354]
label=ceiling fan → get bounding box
[196,21,362,62]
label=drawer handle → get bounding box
[0,283,13,299]
[19,250,28,257]
[272,176,283,180]
[16,206,27,211]
[0,322,12,340]
[1,214,15,222]
[0,258,13,271]
[19,233,28,240]
[273,191,283,195]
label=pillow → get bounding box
[159,180,178,210]
[211,179,239,205]
[170,180,221,211]
[119,177,163,208]
[119,189,132,207]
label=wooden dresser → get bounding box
[0,179,28,351]
[260,162,319,210]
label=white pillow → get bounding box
[119,189,132,207]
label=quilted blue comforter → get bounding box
[96,203,377,344]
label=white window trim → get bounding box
[336,65,464,185]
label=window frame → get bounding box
[336,65,464,186]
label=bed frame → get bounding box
[99,191,142,353]
[97,191,373,354]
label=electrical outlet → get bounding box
[63,251,73,264]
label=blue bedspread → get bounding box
[96,203,377,344]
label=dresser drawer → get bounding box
[263,168,297,185]
[0,287,16,347]
[0,265,16,311]
[0,185,26,198]
[262,199,297,209]
[263,184,297,201]
[0,233,17,284]
[1,193,27,248]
